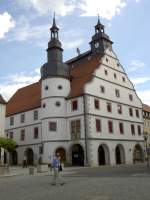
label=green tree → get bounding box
[0,137,18,152]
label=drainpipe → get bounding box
[83,94,89,166]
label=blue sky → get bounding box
[0,0,150,105]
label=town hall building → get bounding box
[5,17,144,166]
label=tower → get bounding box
[90,16,113,55]
[40,15,70,162]
[41,15,70,79]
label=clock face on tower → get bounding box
[95,42,99,48]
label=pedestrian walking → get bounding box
[51,153,65,186]
[22,155,27,168]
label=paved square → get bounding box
[0,165,150,200]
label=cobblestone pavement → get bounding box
[0,165,150,200]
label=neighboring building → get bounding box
[143,104,150,154]
[0,94,6,163]
[5,17,144,166]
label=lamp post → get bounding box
[144,133,149,168]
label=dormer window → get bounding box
[33,110,38,120]
[10,116,14,126]
[20,114,25,123]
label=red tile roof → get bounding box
[69,56,101,97]
[143,104,150,113]
[6,82,41,116]
[6,56,101,116]
[0,95,6,104]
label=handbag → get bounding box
[59,164,62,171]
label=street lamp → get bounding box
[144,133,149,168]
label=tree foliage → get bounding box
[0,137,18,152]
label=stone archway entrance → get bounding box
[115,144,125,164]
[25,148,34,165]
[133,144,143,163]
[71,144,84,166]
[98,144,110,165]
[10,150,18,165]
[55,147,66,162]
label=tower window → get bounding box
[117,63,120,67]
[106,58,109,62]
[49,122,57,131]
[55,101,61,107]
[45,86,49,90]
[58,85,62,90]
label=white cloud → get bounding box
[0,12,15,39]
[129,60,145,72]
[62,38,84,49]
[79,0,127,19]
[7,16,84,49]
[8,16,49,43]
[15,0,139,20]
[0,68,40,100]
[137,90,150,106]
[16,0,75,16]
[130,77,150,86]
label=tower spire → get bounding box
[95,14,105,34]
[97,14,100,24]
[41,16,70,79]
[50,12,59,39]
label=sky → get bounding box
[0,0,150,105]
